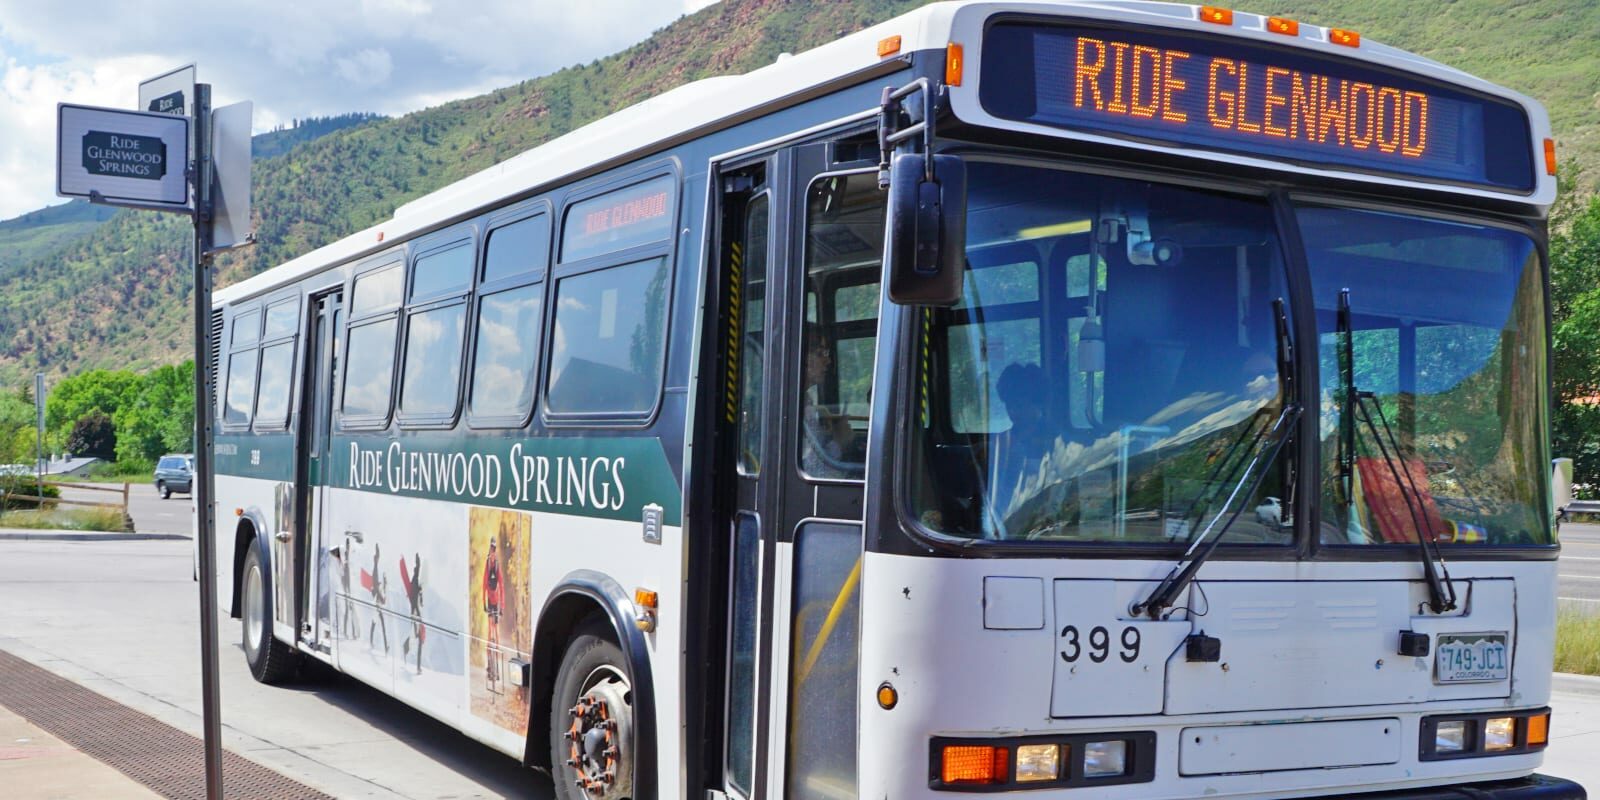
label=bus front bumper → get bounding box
[1354,774,1585,799]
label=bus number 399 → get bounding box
[1060,625,1141,664]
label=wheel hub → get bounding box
[565,668,632,798]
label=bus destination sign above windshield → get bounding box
[56,103,190,208]
[979,22,1536,192]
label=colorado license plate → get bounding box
[1434,633,1509,683]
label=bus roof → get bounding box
[216,1,1547,305]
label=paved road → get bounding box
[1559,522,1600,610]
[55,481,192,536]
[0,538,550,799]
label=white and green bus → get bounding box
[208,2,1583,798]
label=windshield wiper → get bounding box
[1337,290,1456,615]
[1133,403,1300,619]
[1353,390,1458,614]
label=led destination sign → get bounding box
[980,22,1535,191]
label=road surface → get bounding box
[1559,522,1600,610]
[0,538,549,799]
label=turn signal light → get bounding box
[945,43,965,87]
[1199,6,1233,25]
[941,745,1008,785]
[1330,28,1361,47]
[1528,712,1550,747]
[1545,138,1559,176]
[1267,17,1299,36]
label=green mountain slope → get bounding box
[0,201,117,279]
[0,0,1594,381]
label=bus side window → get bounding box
[253,298,300,431]
[398,240,473,422]
[797,173,885,481]
[545,173,677,421]
[341,262,404,426]
[468,213,550,425]
[223,308,262,428]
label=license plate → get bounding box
[1434,633,1509,683]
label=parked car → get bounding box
[154,454,194,499]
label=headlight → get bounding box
[1435,720,1469,754]
[1014,744,1061,783]
[1484,717,1516,752]
[1084,740,1129,777]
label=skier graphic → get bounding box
[339,535,360,640]
[400,553,425,674]
[363,543,389,653]
[482,537,504,687]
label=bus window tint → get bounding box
[798,173,884,480]
[254,341,295,427]
[470,283,543,420]
[411,243,473,300]
[483,216,550,283]
[547,258,669,415]
[224,349,258,426]
[231,310,260,346]
[351,265,403,315]
[263,301,298,339]
[343,319,398,418]
[736,195,769,475]
[399,305,467,417]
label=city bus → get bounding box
[205,1,1585,797]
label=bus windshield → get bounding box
[909,161,1294,545]
[1302,206,1551,547]
[907,162,1551,549]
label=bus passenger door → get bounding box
[296,289,342,654]
[768,145,882,800]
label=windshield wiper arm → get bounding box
[1353,390,1458,614]
[1133,403,1301,620]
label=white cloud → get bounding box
[0,0,724,220]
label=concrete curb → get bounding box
[0,529,188,542]
[1554,672,1600,698]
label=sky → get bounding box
[0,0,719,221]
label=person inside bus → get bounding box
[800,340,862,478]
[989,362,1050,525]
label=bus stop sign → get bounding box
[56,103,190,209]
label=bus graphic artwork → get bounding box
[361,544,388,654]
[400,553,424,674]
[468,507,531,734]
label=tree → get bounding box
[113,361,195,464]
[44,369,140,449]
[1550,188,1600,491]
[65,411,116,460]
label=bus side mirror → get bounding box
[886,153,966,307]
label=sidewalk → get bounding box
[0,528,187,541]
[0,704,160,799]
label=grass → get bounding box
[0,507,130,532]
[1555,609,1600,676]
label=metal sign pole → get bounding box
[189,82,225,800]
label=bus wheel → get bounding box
[241,541,298,684]
[551,623,634,800]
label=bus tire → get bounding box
[241,541,298,684]
[550,621,634,800]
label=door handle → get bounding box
[274,532,291,542]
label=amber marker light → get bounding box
[876,682,898,710]
[941,744,1008,785]
[945,43,965,87]
[1528,712,1550,747]
[1199,6,1233,25]
[1545,138,1559,176]
[1267,17,1299,36]
[634,588,658,609]
[878,35,902,57]
[1330,28,1361,47]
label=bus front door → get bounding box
[295,289,342,655]
[713,141,881,800]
